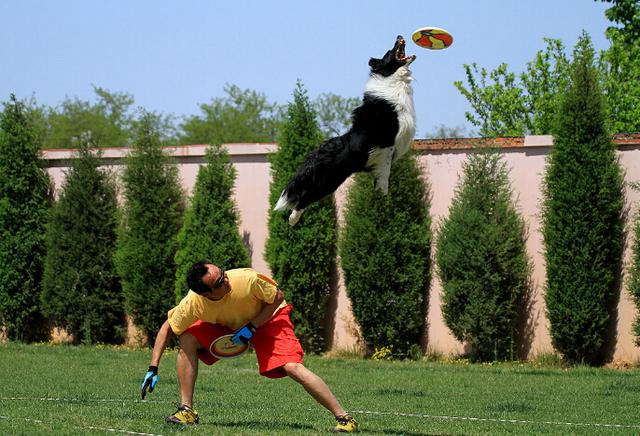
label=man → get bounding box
[140,261,358,433]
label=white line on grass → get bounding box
[7,397,639,431]
[1,396,164,404]
[0,415,163,436]
[1,397,166,435]
[350,409,640,430]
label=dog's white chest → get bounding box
[365,66,416,159]
[393,88,416,157]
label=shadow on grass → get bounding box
[361,430,456,436]
[373,387,432,398]
[203,419,315,432]
[192,419,454,435]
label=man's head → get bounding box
[186,261,229,300]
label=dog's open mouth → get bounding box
[395,36,416,64]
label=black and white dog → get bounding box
[274,35,416,226]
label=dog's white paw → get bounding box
[288,209,303,226]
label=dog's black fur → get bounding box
[275,35,417,225]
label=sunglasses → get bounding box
[212,267,225,289]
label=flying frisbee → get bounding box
[412,27,453,50]
[209,333,248,359]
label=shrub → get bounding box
[340,152,431,359]
[41,138,125,344]
[265,82,337,353]
[0,95,52,341]
[174,145,250,300]
[629,203,640,344]
[436,149,531,361]
[114,113,186,344]
[542,33,624,365]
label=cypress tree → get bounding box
[41,137,125,344]
[630,205,640,344]
[436,149,531,361]
[114,113,185,344]
[174,145,250,300]
[340,152,431,359]
[542,33,624,365]
[265,81,337,353]
[0,95,52,341]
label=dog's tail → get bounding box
[274,190,295,212]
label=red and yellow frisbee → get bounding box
[412,27,454,50]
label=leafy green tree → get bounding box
[130,110,179,147]
[454,63,529,137]
[597,0,640,44]
[521,39,571,134]
[455,40,570,137]
[16,97,49,142]
[265,81,336,353]
[425,124,470,138]
[312,93,360,138]
[174,145,250,300]
[436,150,531,361]
[542,34,624,365]
[0,95,52,341]
[597,0,640,133]
[44,86,135,149]
[42,87,178,149]
[114,113,186,344]
[41,137,125,344]
[456,25,639,137]
[340,152,431,359]
[180,84,283,145]
[599,28,640,133]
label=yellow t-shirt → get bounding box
[167,268,287,335]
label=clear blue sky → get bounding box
[1,0,612,138]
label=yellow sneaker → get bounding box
[333,414,358,432]
[165,404,199,424]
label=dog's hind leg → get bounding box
[288,209,304,226]
[371,148,394,195]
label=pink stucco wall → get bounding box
[43,134,640,361]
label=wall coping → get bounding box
[41,133,640,161]
[43,142,278,161]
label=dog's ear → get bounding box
[368,57,382,70]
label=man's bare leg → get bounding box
[176,333,200,408]
[282,362,346,416]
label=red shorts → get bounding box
[183,304,304,378]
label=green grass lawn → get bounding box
[1,342,639,435]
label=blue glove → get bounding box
[231,323,256,345]
[141,366,158,399]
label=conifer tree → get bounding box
[41,137,125,344]
[265,81,336,353]
[115,112,185,343]
[340,152,431,358]
[542,33,624,365]
[0,95,52,341]
[629,206,640,344]
[174,145,250,300]
[436,149,530,361]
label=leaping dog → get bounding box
[274,35,416,226]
